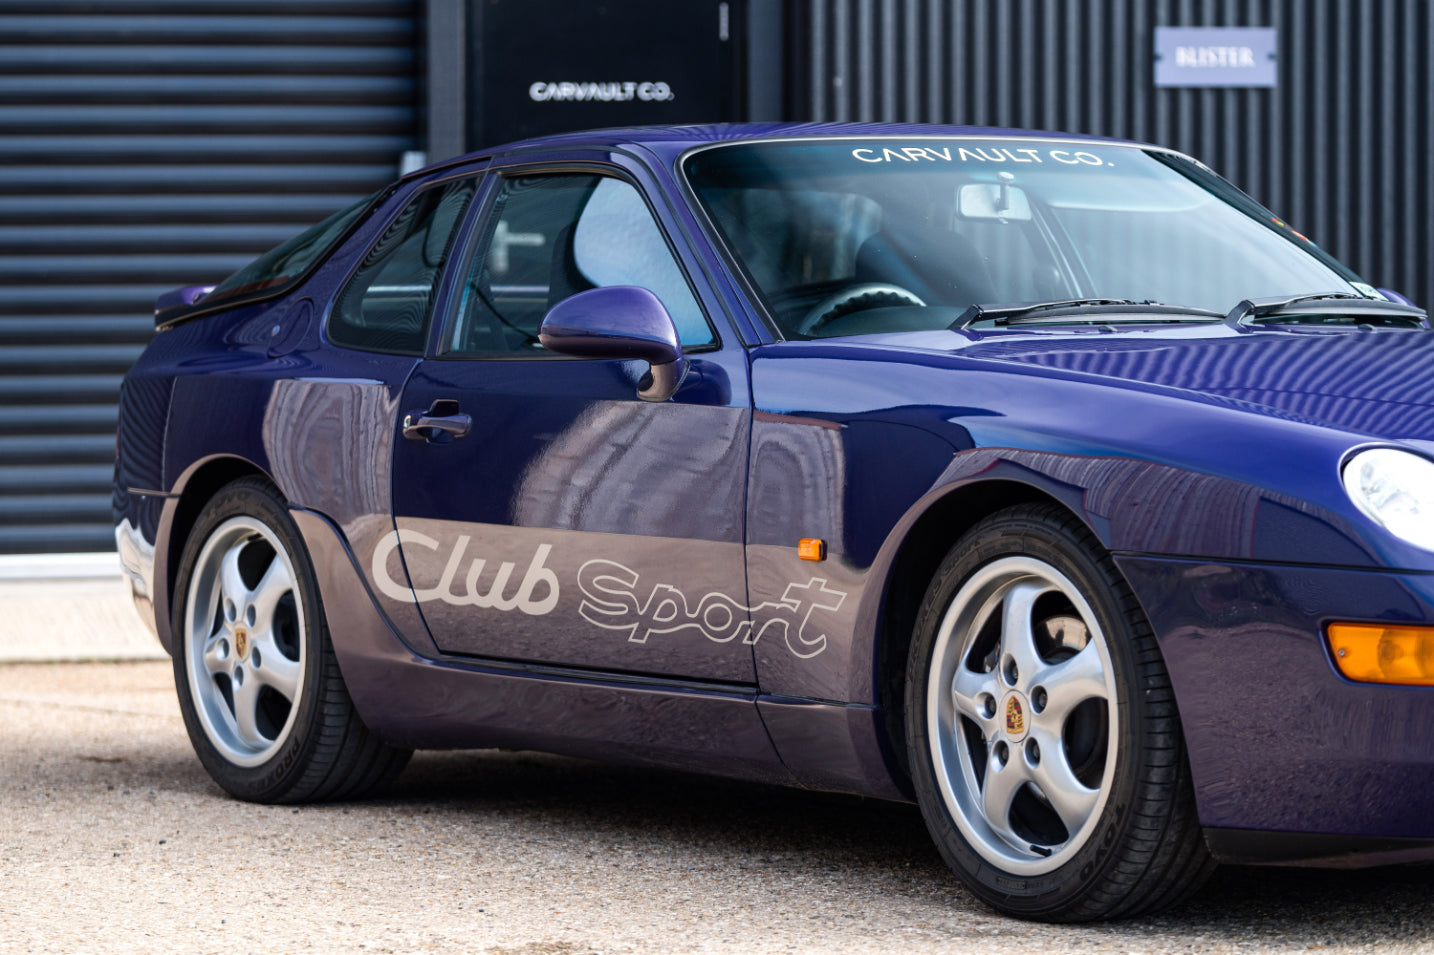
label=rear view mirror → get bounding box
[539,286,688,402]
[959,182,1032,221]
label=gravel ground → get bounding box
[3,662,1434,954]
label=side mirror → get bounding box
[1378,288,1419,307]
[539,286,689,402]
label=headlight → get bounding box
[1342,448,1434,551]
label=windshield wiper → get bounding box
[953,299,1223,329]
[1225,291,1429,329]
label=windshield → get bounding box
[683,139,1369,338]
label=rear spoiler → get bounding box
[154,285,217,331]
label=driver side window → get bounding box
[448,173,714,355]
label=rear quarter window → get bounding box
[205,194,375,306]
[328,179,477,355]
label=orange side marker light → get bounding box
[798,538,826,561]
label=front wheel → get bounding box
[906,504,1213,921]
[172,477,410,802]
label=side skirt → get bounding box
[1204,827,1434,867]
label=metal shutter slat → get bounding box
[0,225,308,252]
[0,75,413,103]
[0,136,413,160]
[0,195,372,223]
[0,165,398,193]
[0,46,414,73]
[0,15,415,41]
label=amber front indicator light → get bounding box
[1327,623,1434,686]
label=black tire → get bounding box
[171,477,410,803]
[905,503,1214,921]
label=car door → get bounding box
[383,159,756,682]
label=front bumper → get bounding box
[115,518,158,640]
[1120,555,1434,864]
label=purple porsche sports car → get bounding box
[115,123,1434,921]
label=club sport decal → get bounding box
[577,559,845,660]
[370,530,845,659]
[371,529,559,616]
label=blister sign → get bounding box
[1155,27,1277,88]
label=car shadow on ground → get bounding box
[394,748,942,868]
[1158,863,1434,942]
[380,748,1434,945]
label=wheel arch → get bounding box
[871,478,1099,785]
[155,455,275,652]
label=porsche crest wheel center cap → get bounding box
[1002,691,1029,741]
[234,627,249,660]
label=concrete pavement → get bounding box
[0,553,166,663]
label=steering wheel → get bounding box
[798,283,927,335]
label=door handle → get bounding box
[402,405,472,441]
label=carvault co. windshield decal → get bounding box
[850,145,1113,166]
[370,530,846,659]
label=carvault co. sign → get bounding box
[1154,27,1277,87]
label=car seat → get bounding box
[855,225,997,308]
[547,222,594,308]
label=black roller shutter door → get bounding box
[0,0,418,554]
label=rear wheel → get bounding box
[172,477,410,802]
[905,504,1213,921]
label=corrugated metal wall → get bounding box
[793,0,1432,311]
[0,0,418,554]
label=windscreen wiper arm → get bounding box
[954,299,1222,329]
[1225,291,1429,328]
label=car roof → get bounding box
[410,122,1153,178]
